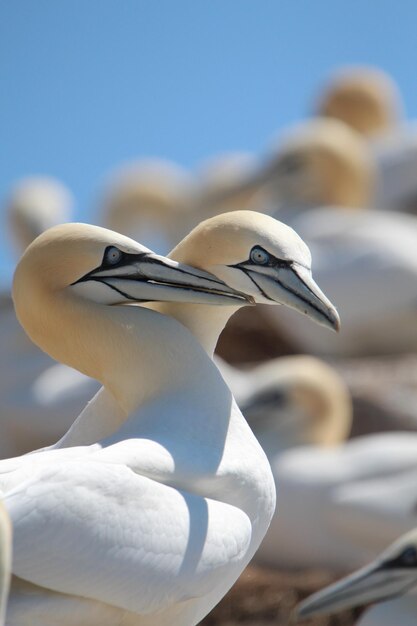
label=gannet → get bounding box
[217,355,352,458]
[315,66,417,214]
[255,432,417,573]
[272,206,417,355]
[315,66,402,139]
[0,177,98,457]
[262,118,375,212]
[192,123,373,221]
[255,119,417,355]
[297,527,417,626]
[2,212,338,625]
[101,159,196,254]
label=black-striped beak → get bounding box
[238,261,340,331]
[73,247,253,306]
[297,557,417,619]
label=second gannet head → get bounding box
[298,527,417,619]
[170,210,340,332]
[263,118,374,209]
[315,66,402,137]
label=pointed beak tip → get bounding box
[296,605,311,620]
[295,602,310,619]
[296,598,324,620]
[329,308,341,333]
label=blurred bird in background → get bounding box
[0,178,97,456]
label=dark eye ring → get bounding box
[401,546,417,566]
[105,246,122,265]
[278,153,305,174]
[250,246,269,265]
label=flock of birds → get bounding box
[1,65,417,625]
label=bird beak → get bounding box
[74,250,253,306]
[297,560,417,619]
[244,262,340,331]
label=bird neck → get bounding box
[17,288,212,416]
[148,301,244,357]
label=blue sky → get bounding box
[1,0,417,284]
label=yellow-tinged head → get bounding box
[315,66,402,137]
[170,210,340,332]
[265,118,374,209]
[12,222,252,362]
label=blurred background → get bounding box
[3,2,417,625]
[1,0,417,284]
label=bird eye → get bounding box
[104,246,122,265]
[250,246,270,265]
[400,546,417,566]
[278,153,306,175]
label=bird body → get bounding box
[2,213,338,624]
[372,122,417,215]
[4,353,273,626]
[268,207,417,355]
[256,432,417,573]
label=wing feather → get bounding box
[6,461,251,615]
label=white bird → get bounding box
[275,206,417,356]
[255,118,417,356]
[372,121,417,215]
[103,165,352,450]
[217,355,352,458]
[101,159,196,254]
[315,66,402,139]
[262,117,375,212]
[297,526,417,626]
[192,124,372,222]
[2,212,339,625]
[315,66,417,215]
[0,177,98,457]
[256,432,417,574]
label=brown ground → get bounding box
[201,564,363,626]
[216,307,297,364]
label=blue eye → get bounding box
[250,246,269,265]
[105,246,122,265]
